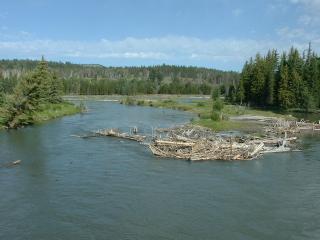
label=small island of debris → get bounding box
[75,117,320,161]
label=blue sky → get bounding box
[0,0,319,70]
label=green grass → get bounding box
[32,102,82,123]
[117,95,295,131]
[130,97,292,118]
[192,119,259,132]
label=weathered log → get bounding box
[0,160,22,168]
[154,140,195,147]
[249,143,264,157]
[95,129,146,142]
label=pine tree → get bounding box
[303,42,313,91]
[308,54,319,108]
[33,56,54,103]
[239,60,253,103]
[240,45,320,110]
[48,74,63,103]
[287,47,304,106]
[236,78,245,105]
[265,50,278,106]
[278,56,291,109]
[250,54,265,106]
[227,85,236,103]
[2,57,64,128]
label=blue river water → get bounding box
[1,101,320,240]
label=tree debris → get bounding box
[0,160,22,168]
[77,117,320,161]
[95,128,146,142]
[147,124,300,161]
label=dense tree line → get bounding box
[0,58,63,128]
[234,45,320,110]
[0,60,239,95]
[62,77,213,95]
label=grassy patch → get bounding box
[192,119,257,132]
[32,102,82,123]
[123,96,292,119]
[115,95,298,132]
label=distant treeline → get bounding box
[0,60,239,95]
[235,44,320,110]
[62,78,213,95]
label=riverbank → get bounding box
[118,95,296,131]
[65,94,297,131]
[0,101,82,129]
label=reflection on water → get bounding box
[1,101,320,240]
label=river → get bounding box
[1,101,320,240]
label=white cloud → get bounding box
[276,27,320,41]
[267,2,289,13]
[290,0,320,9]
[0,35,320,70]
[290,0,320,25]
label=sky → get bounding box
[0,0,320,71]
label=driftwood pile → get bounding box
[265,119,320,135]
[149,138,264,161]
[78,117,320,161]
[149,125,294,161]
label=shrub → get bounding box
[124,96,135,105]
[210,111,221,121]
[163,99,174,104]
[212,99,224,112]
[137,100,145,106]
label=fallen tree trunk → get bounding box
[0,160,22,168]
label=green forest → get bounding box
[236,44,320,111]
[0,60,239,95]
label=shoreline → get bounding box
[0,101,82,130]
[67,94,297,132]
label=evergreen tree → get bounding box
[227,85,236,103]
[236,78,245,105]
[265,50,278,106]
[278,56,291,109]
[48,74,63,103]
[239,45,320,111]
[220,84,226,96]
[238,61,251,104]
[250,54,265,106]
[211,86,220,101]
[2,57,64,128]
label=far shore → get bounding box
[65,94,305,132]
